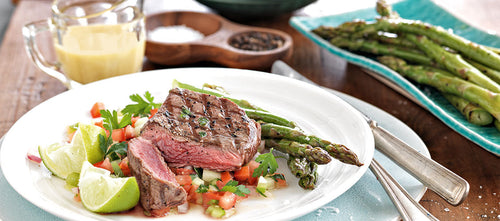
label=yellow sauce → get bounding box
[55,24,145,84]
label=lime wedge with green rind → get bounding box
[38,123,105,179]
[79,161,140,213]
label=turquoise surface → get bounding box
[290,0,500,156]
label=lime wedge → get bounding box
[38,123,105,179]
[79,161,140,213]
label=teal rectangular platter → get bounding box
[290,0,500,156]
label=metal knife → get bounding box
[271,60,469,206]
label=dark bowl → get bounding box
[196,0,317,20]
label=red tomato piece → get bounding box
[93,158,113,173]
[90,102,105,118]
[149,108,158,118]
[202,191,222,208]
[188,184,202,204]
[171,167,196,175]
[111,128,125,142]
[124,125,135,140]
[93,120,104,128]
[218,191,237,210]
[119,158,131,177]
[131,116,140,127]
[233,166,250,182]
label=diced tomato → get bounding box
[131,116,141,127]
[149,108,158,118]
[93,120,104,128]
[27,153,42,164]
[202,191,222,208]
[175,175,193,186]
[111,128,125,142]
[218,191,237,210]
[188,184,203,204]
[94,158,113,172]
[119,158,131,177]
[247,160,261,185]
[216,171,233,189]
[276,177,287,188]
[233,166,250,183]
[90,102,105,118]
[171,167,196,175]
[182,184,192,193]
[124,125,135,140]
[73,193,81,202]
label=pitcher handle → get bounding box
[22,20,81,89]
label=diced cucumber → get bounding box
[257,176,276,191]
[202,169,221,182]
[192,177,205,186]
[205,205,225,218]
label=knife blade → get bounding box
[271,60,469,206]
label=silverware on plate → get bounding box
[270,60,469,220]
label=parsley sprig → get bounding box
[98,109,130,161]
[122,91,161,117]
[221,180,251,197]
[252,149,278,177]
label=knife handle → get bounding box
[370,121,469,205]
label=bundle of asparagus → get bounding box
[173,80,363,190]
[312,0,500,132]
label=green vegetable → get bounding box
[243,108,297,128]
[261,123,363,166]
[264,138,331,165]
[121,91,161,117]
[111,160,124,177]
[205,205,225,218]
[253,149,278,177]
[442,93,493,126]
[100,109,131,131]
[378,55,500,121]
[221,180,251,197]
[405,34,500,93]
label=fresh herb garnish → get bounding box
[196,184,209,193]
[98,134,128,161]
[252,149,278,177]
[198,117,209,127]
[269,173,286,182]
[221,180,251,197]
[100,109,131,131]
[180,106,193,119]
[199,131,207,138]
[121,91,161,117]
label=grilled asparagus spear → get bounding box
[261,123,363,166]
[264,138,331,165]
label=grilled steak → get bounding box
[128,137,187,216]
[141,88,261,171]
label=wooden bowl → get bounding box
[145,11,293,70]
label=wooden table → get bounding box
[1,0,499,220]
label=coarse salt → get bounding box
[148,25,204,43]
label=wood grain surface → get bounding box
[0,0,498,220]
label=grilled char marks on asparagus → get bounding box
[261,123,363,166]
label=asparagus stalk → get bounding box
[287,156,319,190]
[329,36,435,66]
[378,56,500,120]
[243,108,297,128]
[287,156,311,178]
[465,58,500,84]
[441,93,493,126]
[405,34,500,93]
[351,18,500,72]
[172,79,265,111]
[264,139,332,165]
[261,123,363,166]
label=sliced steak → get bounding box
[128,137,187,216]
[141,88,261,171]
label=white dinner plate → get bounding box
[0,68,374,221]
